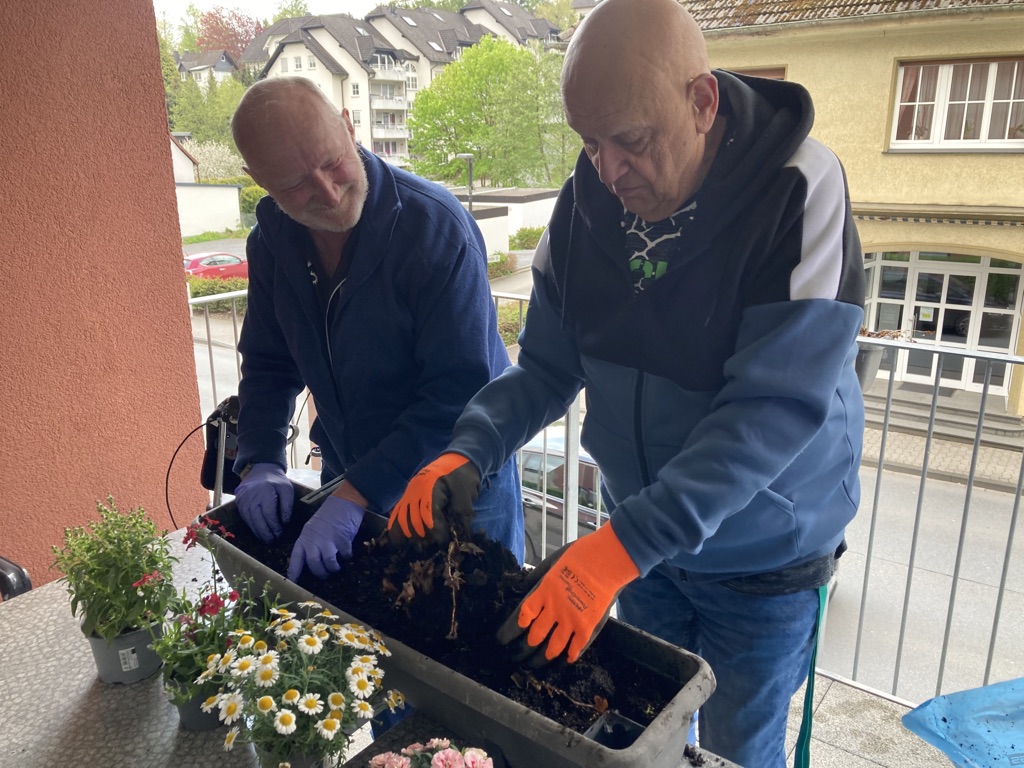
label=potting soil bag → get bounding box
[901,677,1024,767]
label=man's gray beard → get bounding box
[279,160,369,234]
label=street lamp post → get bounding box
[455,152,474,212]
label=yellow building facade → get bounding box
[691,1,1024,406]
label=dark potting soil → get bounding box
[222,509,680,736]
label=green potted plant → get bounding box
[51,494,177,684]
[150,516,252,730]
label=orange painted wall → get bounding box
[0,1,208,587]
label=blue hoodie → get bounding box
[234,149,520,529]
[449,72,865,580]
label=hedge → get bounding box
[510,226,544,251]
[187,276,248,314]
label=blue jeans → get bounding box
[616,565,819,768]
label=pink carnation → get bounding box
[425,738,451,750]
[400,743,425,756]
[369,754,410,768]
[430,749,465,768]
[462,748,493,768]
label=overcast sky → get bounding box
[152,0,382,30]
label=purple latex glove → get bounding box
[287,496,367,581]
[234,463,294,543]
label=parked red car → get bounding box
[183,252,248,279]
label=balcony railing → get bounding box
[370,95,406,110]
[191,289,1023,748]
[370,66,406,82]
[370,125,408,139]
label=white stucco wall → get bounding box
[504,198,558,233]
[470,207,510,258]
[175,184,241,237]
[170,140,196,183]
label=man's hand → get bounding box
[234,463,294,543]
[387,452,481,541]
[496,523,640,664]
[287,496,366,581]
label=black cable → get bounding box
[165,422,206,531]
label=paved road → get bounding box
[183,238,247,258]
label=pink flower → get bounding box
[430,748,465,768]
[368,754,410,768]
[227,589,240,602]
[182,524,201,549]
[425,739,451,750]
[462,749,492,768]
[401,743,425,756]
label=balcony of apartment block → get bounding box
[370,94,407,111]
[370,65,406,82]
[371,124,408,140]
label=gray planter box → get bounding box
[200,492,715,768]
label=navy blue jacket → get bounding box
[450,72,865,579]
[235,149,519,522]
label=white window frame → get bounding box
[891,59,1024,151]
[351,83,360,97]
[293,56,302,71]
[308,55,316,70]
[280,57,288,73]
[352,110,361,126]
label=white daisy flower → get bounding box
[274,709,297,735]
[297,693,323,716]
[254,665,280,688]
[253,639,269,653]
[216,651,236,674]
[327,691,346,710]
[315,717,341,741]
[298,600,322,610]
[223,726,239,752]
[348,674,374,699]
[366,667,384,683]
[200,694,220,714]
[257,650,280,668]
[317,610,340,621]
[298,634,323,655]
[237,634,255,649]
[218,692,244,724]
[194,668,215,685]
[351,699,374,718]
[352,655,377,669]
[256,695,277,714]
[281,689,301,706]
[274,619,301,637]
[232,656,256,677]
[270,607,296,618]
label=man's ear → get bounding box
[341,108,355,138]
[691,73,719,134]
[241,164,263,188]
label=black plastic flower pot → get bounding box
[198,488,715,768]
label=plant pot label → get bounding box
[118,647,140,672]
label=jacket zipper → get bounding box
[633,372,652,486]
[324,279,354,469]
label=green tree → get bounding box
[157,27,182,127]
[178,2,202,52]
[534,0,577,30]
[273,0,310,22]
[171,74,246,146]
[408,36,579,187]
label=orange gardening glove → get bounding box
[496,523,640,664]
[388,452,481,541]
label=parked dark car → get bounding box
[519,429,607,566]
[184,252,248,279]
